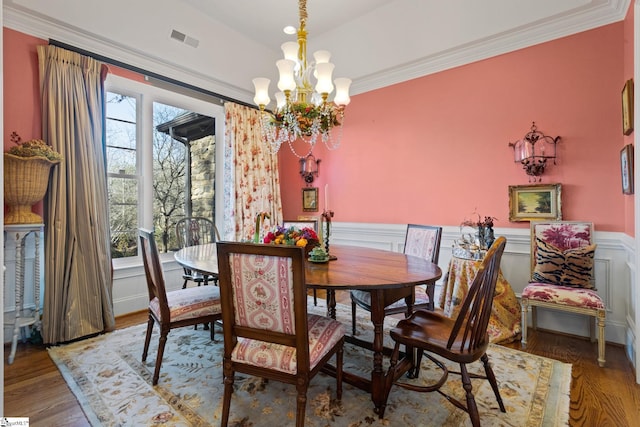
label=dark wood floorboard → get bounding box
[4,290,640,426]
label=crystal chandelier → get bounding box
[252,0,351,158]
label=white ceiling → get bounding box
[2,0,630,106]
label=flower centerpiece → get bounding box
[4,132,63,224]
[263,225,320,257]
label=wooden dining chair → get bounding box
[350,224,442,334]
[216,242,345,427]
[382,237,507,426]
[175,217,220,288]
[521,221,605,366]
[139,228,222,385]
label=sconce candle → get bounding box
[325,184,329,211]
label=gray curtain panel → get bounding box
[38,45,115,344]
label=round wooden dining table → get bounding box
[174,243,442,416]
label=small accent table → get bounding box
[4,224,44,364]
[438,253,521,344]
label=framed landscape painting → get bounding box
[508,183,562,222]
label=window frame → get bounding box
[105,74,225,267]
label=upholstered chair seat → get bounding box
[522,282,605,310]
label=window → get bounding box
[105,75,224,260]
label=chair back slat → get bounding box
[404,224,442,264]
[139,228,170,320]
[447,237,506,352]
[217,242,309,363]
[176,217,219,248]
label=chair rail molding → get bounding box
[109,221,636,370]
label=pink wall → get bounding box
[3,28,46,217]
[623,5,635,235]
[3,22,633,234]
[280,23,629,233]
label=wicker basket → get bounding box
[4,153,60,224]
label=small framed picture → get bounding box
[508,183,562,222]
[621,144,634,194]
[622,79,634,135]
[302,187,318,212]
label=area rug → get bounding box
[48,298,571,426]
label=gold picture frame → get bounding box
[302,187,318,212]
[621,144,634,194]
[508,183,562,222]
[622,79,634,136]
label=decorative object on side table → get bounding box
[454,212,497,260]
[4,132,62,224]
[263,224,320,257]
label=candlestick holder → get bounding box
[322,209,337,260]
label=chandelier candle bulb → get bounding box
[315,63,335,94]
[252,78,271,107]
[333,78,352,106]
[276,60,296,91]
[281,42,298,61]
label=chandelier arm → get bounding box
[253,0,349,157]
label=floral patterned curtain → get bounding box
[223,103,283,241]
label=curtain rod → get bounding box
[48,39,257,110]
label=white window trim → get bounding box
[105,74,226,269]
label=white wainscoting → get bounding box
[35,222,635,368]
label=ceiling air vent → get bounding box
[170,29,199,48]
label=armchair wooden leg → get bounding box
[597,310,606,367]
[520,298,528,347]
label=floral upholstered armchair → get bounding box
[521,221,605,367]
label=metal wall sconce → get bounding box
[300,153,320,184]
[508,122,560,182]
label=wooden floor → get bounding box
[4,290,640,426]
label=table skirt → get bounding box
[438,256,521,344]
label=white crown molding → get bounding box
[2,0,630,99]
[352,0,631,94]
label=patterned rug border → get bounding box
[48,299,571,426]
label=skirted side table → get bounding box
[4,223,44,364]
[438,253,521,344]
